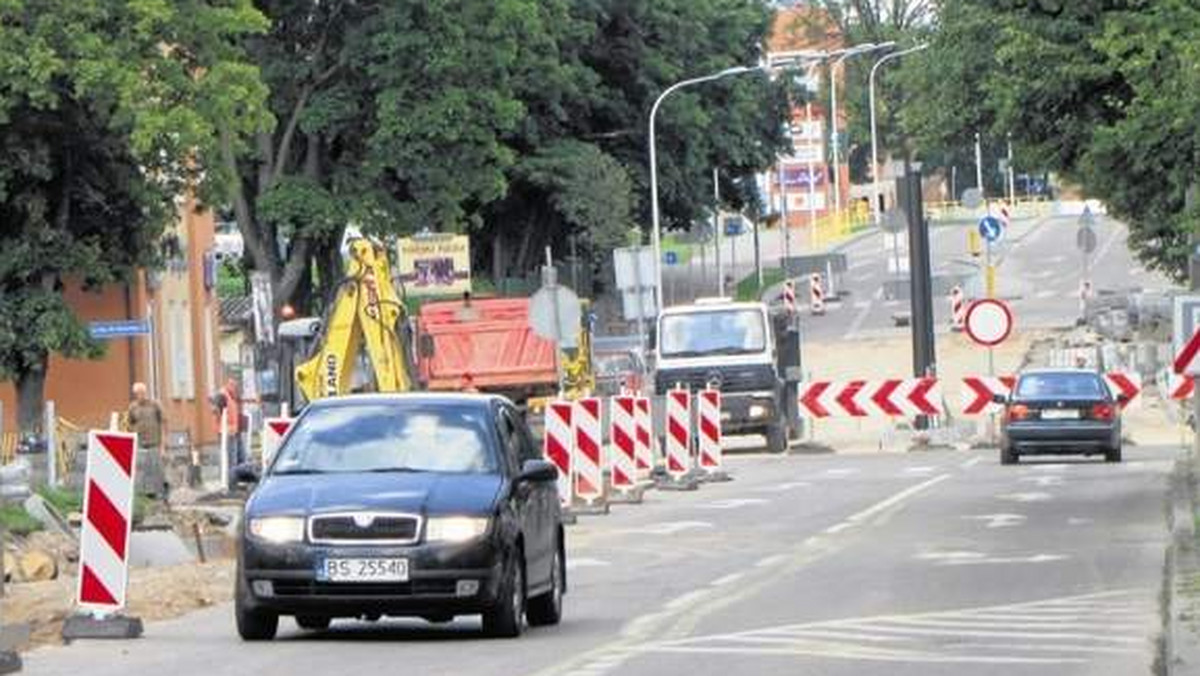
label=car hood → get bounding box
[247,472,504,517]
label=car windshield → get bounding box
[271,403,496,475]
[659,309,766,358]
[1016,373,1105,399]
[595,353,635,376]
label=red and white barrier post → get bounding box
[573,397,605,508]
[609,394,640,498]
[634,395,654,479]
[664,387,692,481]
[783,280,797,315]
[809,273,825,316]
[543,401,574,509]
[950,285,965,332]
[63,430,144,639]
[261,417,293,471]
[697,387,729,480]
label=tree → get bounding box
[899,0,1199,280]
[0,0,269,432]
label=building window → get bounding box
[167,301,196,400]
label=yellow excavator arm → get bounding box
[295,237,413,402]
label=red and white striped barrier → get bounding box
[960,376,1017,415]
[809,273,825,315]
[697,388,722,472]
[665,389,691,479]
[609,395,638,492]
[261,417,293,470]
[574,398,604,503]
[960,373,1140,415]
[77,431,138,612]
[634,396,653,474]
[950,285,966,331]
[543,401,574,507]
[797,379,943,418]
[783,280,797,315]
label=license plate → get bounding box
[319,558,409,583]
[1041,409,1080,420]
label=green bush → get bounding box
[735,267,786,302]
[0,505,43,536]
[36,486,149,525]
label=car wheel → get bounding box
[295,615,331,631]
[483,553,525,638]
[235,578,278,641]
[1000,446,1018,465]
[1106,445,1123,463]
[764,423,788,454]
[527,543,564,627]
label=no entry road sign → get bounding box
[965,299,1014,347]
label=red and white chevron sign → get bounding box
[1104,373,1141,409]
[665,389,691,478]
[961,376,1017,415]
[1168,374,1195,400]
[77,431,138,612]
[609,395,638,490]
[797,379,943,418]
[634,396,653,473]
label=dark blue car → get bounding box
[235,394,565,640]
[998,369,1125,465]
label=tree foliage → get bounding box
[900,0,1199,280]
[0,0,268,430]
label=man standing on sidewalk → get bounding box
[127,382,168,500]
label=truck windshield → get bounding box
[659,310,766,357]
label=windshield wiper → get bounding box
[365,467,422,474]
[272,468,325,476]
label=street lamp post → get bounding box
[829,42,894,220]
[869,43,929,226]
[649,66,757,311]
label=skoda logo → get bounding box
[352,514,376,528]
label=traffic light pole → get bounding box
[899,161,936,429]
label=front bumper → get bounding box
[1004,421,1120,454]
[239,536,504,617]
[718,391,780,433]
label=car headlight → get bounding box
[749,404,768,419]
[426,516,490,543]
[248,516,306,544]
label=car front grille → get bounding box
[655,365,778,394]
[308,513,421,545]
[271,579,458,598]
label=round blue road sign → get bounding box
[664,251,679,266]
[978,215,1004,243]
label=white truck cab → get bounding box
[654,299,788,452]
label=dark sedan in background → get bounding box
[234,394,566,640]
[998,369,1126,465]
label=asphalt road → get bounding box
[27,445,1176,676]
[666,205,1174,343]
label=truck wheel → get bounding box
[765,423,788,454]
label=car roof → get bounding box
[1018,368,1101,376]
[306,393,509,410]
[660,301,766,315]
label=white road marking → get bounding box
[753,481,811,493]
[845,298,875,338]
[964,513,1027,529]
[710,572,747,588]
[961,457,982,469]
[824,474,952,534]
[665,590,714,611]
[1034,289,1057,299]
[824,523,853,535]
[756,554,787,568]
[823,468,860,477]
[697,498,769,510]
[852,300,871,309]
[624,521,714,536]
[902,466,937,475]
[566,558,611,570]
[917,551,1068,566]
[996,491,1053,503]
[1031,463,1069,472]
[1068,517,1094,526]
[1019,475,1064,487]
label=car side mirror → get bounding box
[992,393,1008,405]
[1116,394,1131,405]
[233,462,261,485]
[518,459,557,484]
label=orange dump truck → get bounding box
[415,297,559,404]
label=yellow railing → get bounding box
[811,207,873,250]
[927,196,1052,222]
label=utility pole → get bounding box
[778,153,792,271]
[974,132,984,191]
[1006,133,1016,206]
[713,169,724,296]
[899,159,935,429]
